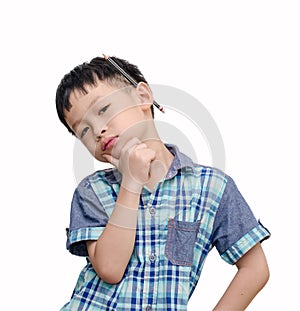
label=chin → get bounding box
[98,156,108,163]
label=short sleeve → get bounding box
[212,175,270,264]
[66,178,109,257]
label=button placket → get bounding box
[141,190,160,311]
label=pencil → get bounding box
[103,54,165,113]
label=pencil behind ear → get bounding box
[136,82,153,105]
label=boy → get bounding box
[56,56,270,310]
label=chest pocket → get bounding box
[165,218,200,266]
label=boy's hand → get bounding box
[103,137,156,193]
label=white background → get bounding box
[1,0,299,310]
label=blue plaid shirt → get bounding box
[61,144,270,311]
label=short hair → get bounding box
[55,56,154,135]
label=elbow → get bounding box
[245,261,270,290]
[256,256,270,289]
[96,264,124,285]
[100,272,123,285]
[260,263,270,288]
[236,243,270,290]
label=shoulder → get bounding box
[77,167,120,190]
[192,163,229,189]
[168,143,228,184]
[192,163,226,178]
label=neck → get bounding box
[143,139,174,192]
[138,119,174,191]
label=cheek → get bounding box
[81,140,99,159]
[113,110,144,131]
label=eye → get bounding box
[80,127,89,139]
[98,104,111,115]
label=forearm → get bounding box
[213,244,269,311]
[87,186,140,283]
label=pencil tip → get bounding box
[102,53,108,59]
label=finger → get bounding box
[132,142,147,151]
[122,137,143,152]
[112,136,141,158]
[118,138,145,159]
[135,148,156,161]
[149,159,167,181]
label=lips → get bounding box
[101,136,118,151]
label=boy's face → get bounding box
[64,80,153,163]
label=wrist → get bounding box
[121,177,143,194]
[108,203,138,230]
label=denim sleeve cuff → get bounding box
[67,227,106,256]
[220,222,270,265]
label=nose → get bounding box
[95,125,108,142]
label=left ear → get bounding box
[136,82,153,111]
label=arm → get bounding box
[86,186,140,284]
[87,139,155,284]
[213,243,269,311]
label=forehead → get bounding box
[69,80,118,106]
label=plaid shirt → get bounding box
[61,144,270,311]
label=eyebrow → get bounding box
[71,95,102,132]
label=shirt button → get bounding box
[149,253,156,262]
[149,207,156,215]
[146,306,152,311]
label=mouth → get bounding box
[101,136,119,151]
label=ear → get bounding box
[136,82,153,112]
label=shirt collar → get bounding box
[104,143,195,184]
[164,144,195,179]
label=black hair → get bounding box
[55,56,154,135]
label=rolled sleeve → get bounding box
[66,178,109,257]
[212,175,270,264]
[68,227,106,257]
[221,221,270,264]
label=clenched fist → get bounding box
[103,137,156,193]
